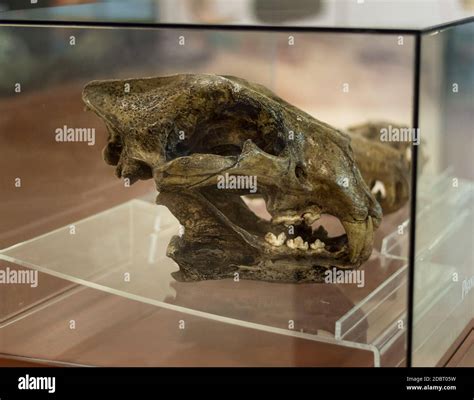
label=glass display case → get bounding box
[0,0,472,367]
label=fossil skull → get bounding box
[82,74,384,283]
[347,121,412,214]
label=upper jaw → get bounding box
[270,204,322,226]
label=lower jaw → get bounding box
[166,229,362,284]
[157,190,369,283]
[168,236,361,284]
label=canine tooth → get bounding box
[341,220,367,264]
[265,232,286,247]
[363,216,374,259]
[371,180,386,199]
[303,212,320,225]
[310,239,325,251]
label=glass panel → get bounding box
[0,24,414,366]
[0,0,473,30]
[414,21,474,366]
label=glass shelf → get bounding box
[0,198,408,366]
[0,172,469,366]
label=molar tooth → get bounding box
[272,215,302,226]
[265,232,276,244]
[294,236,308,250]
[303,212,321,226]
[310,239,325,251]
[286,238,297,249]
[265,232,286,247]
[294,236,303,245]
[277,232,287,244]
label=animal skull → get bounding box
[82,74,385,283]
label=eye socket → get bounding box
[295,164,307,180]
[109,142,123,152]
[273,136,286,155]
[103,142,122,166]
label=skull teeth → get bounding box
[303,212,321,226]
[341,216,374,263]
[272,215,302,226]
[266,233,328,253]
[264,232,286,247]
[272,207,322,227]
[286,236,309,250]
[371,180,387,199]
[310,239,325,251]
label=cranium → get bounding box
[347,122,411,214]
[82,74,388,283]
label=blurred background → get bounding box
[0,0,473,27]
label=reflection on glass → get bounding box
[414,21,474,366]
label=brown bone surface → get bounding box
[82,74,409,283]
[347,121,411,214]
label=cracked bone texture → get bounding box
[82,74,408,283]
